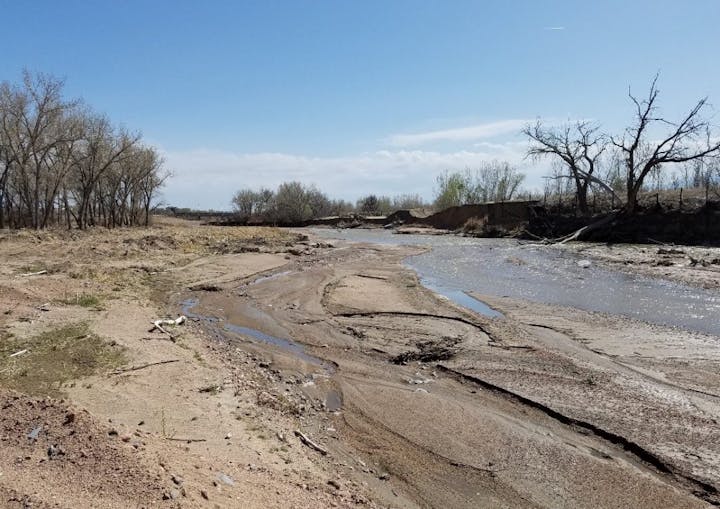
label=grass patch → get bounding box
[0,322,126,396]
[59,293,104,309]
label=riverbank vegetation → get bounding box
[0,71,167,230]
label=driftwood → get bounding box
[111,359,180,375]
[556,213,617,244]
[9,349,28,358]
[149,315,186,340]
[294,430,328,455]
[19,270,48,277]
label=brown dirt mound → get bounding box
[0,389,167,508]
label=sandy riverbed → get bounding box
[0,220,718,508]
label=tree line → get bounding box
[231,181,432,224]
[0,71,167,229]
[231,164,526,224]
[525,74,720,216]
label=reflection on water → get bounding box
[182,298,333,371]
[312,229,720,336]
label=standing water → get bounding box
[312,229,720,336]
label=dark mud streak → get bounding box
[435,365,720,506]
[333,311,499,342]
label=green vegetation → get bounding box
[0,322,126,396]
[60,293,103,309]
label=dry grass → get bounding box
[0,323,126,396]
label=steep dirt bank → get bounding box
[1,219,718,508]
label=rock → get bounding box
[328,479,341,490]
[224,432,232,440]
[217,473,235,486]
[577,259,592,268]
[378,472,390,481]
[119,433,132,442]
[27,426,42,441]
[171,474,184,486]
[63,413,75,425]
[47,444,65,458]
[200,489,209,500]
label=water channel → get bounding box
[312,229,720,337]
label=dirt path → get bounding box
[1,219,718,508]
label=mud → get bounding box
[184,231,720,508]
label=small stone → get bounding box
[200,489,209,500]
[47,444,65,458]
[224,432,232,440]
[217,473,235,486]
[171,474,184,486]
[327,479,341,490]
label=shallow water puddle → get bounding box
[182,297,333,372]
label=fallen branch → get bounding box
[9,349,28,358]
[19,270,48,277]
[294,430,328,455]
[166,437,207,443]
[149,315,186,341]
[556,213,617,244]
[111,359,180,375]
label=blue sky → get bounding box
[2,0,719,208]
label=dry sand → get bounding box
[0,218,718,508]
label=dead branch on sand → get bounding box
[111,359,180,375]
[148,315,186,341]
[294,430,328,455]
[18,269,48,277]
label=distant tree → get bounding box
[434,171,469,209]
[611,74,720,213]
[328,198,354,216]
[434,161,525,210]
[392,193,426,210]
[272,181,312,223]
[357,194,379,215]
[231,189,258,221]
[475,160,525,202]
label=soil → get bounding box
[0,217,718,508]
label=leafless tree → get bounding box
[0,71,166,229]
[611,74,720,213]
[524,120,616,215]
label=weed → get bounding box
[60,293,103,309]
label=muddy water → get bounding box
[313,229,720,336]
[182,297,333,372]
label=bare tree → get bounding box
[524,120,615,215]
[611,74,720,214]
[0,71,166,229]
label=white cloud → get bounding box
[386,119,533,147]
[159,142,551,210]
